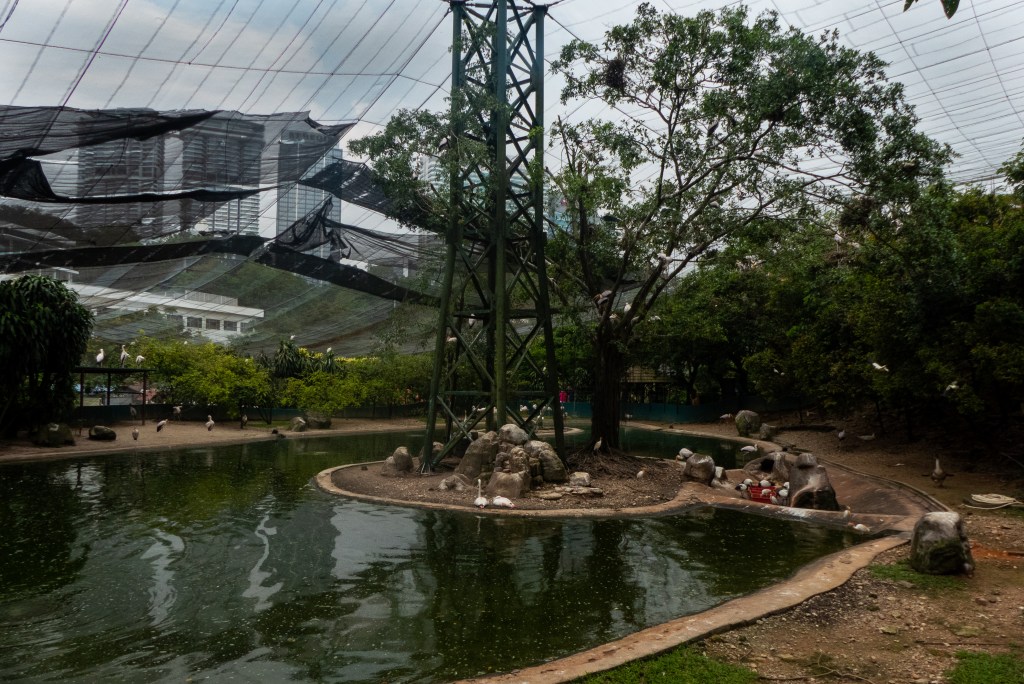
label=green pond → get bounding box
[0,428,857,682]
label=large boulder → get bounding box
[682,453,716,485]
[910,512,974,576]
[569,471,591,487]
[454,431,499,479]
[787,453,841,511]
[498,423,529,445]
[486,470,529,498]
[34,422,75,447]
[439,473,472,492]
[380,446,415,477]
[523,440,567,483]
[305,411,332,429]
[734,410,761,437]
[87,425,117,441]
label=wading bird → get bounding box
[132,427,139,441]
[135,354,145,366]
[205,415,215,431]
[156,419,168,432]
[95,348,105,366]
[931,458,948,487]
[474,479,488,509]
[119,345,129,367]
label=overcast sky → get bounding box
[2,0,1021,201]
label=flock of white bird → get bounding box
[93,344,145,367]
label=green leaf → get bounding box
[942,0,959,18]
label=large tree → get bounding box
[546,3,948,453]
[0,275,92,433]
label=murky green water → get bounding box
[0,430,854,682]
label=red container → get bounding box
[749,485,776,503]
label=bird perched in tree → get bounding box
[931,458,948,487]
[95,348,105,366]
[135,354,145,366]
[156,419,168,432]
[119,345,129,367]
[474,479,488,509]
[491,495,515,508]
[205,415,215,431]
[131,427,139,441]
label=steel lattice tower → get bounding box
[422,0,564,470]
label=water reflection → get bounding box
[0,431,854,682]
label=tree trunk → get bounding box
[589,324,626,451]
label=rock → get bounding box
[380,446,415,477]
[534,492,563,500]
[498,423,529,445]
[568,471,591,487]
[555,485,604,497]
[758,423,777,440]
[87,425,117,441]
[910,511,974,576]
[34,422,75,447]
[734,410,761,437]
[454,431,499,480]
[304,411,332,429]
[439,474,472,491]
[486,470,527,498]
[682,453,716,485]
[786,453,841,511]
[523,440,568,483]
[289,416,307,432]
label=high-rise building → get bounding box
[275,131,343,258]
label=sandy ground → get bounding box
[3,414,1023,683]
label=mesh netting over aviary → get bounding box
[0,106,443,354]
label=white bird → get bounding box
[156,419,168,432]
[131,427,139,441]
[740,445,758,453]
[240,413,248,430]
[837,428,846,442]
[95,348,105,366]
[205,415,215,431]
[119,345,129,367]
[474,479,488,508]
[289,334,296,341]
[777,487,789,500]
[593,437,603,453]
[759,479,772,488]
[743,478,754,486]
[719,413,733,421]
[931,458,948,487]
[491,495,515,508]
[172,405,182,420]
[623,303,631,314]
[325,347,332,354]
[636,470,646,479]
[135,354,145,366]
[852,523,871,533]
[871,362,889,372]
[736,483,749,492]
[129,405,137,421]
[714,466,725,481]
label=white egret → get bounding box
[135,354,145,366]
[95,348,105,366]
[474,480,488,509]
[119,345,129,367]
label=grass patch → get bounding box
[946,650,1024,684]
[573,646,757,684]
[867,560,967,591]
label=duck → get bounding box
[474,479,488,508]
[491,495,515,508]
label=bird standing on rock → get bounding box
[931,458,948,487]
